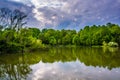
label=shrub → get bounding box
[108,42,118,47]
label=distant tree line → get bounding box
[38,23,120,46]
[0,8,120,53]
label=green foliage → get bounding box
[1,22,120,53]
[28,28,40,38]
[78,23,120,46]
[0,28,44,53]
[1,47,120,69]
[72,35,80,45]
[0,39,23,53]
[102,41,118,47]
[102,41,108,46]
[49,36,57,45]
[108,42,118,47]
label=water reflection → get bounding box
[0,47,120,80]
[27,61,120,80]
[0,54,32,80]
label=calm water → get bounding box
[0,47,120,80]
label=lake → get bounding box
[0,47,120,80]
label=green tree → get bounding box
[49,36,57,45]
[72,35,80,45]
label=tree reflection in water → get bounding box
[0,47,120,79]
[0,54,32,80]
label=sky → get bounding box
[0,0,120,30]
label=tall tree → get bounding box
[0,8,27,31]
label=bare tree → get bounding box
[11,9,27,31]
[0,8,11,28]
[0,8,27,31]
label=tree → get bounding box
[0,8,11,28]
[28,28,40,39]
[11,9,27,31]
[72,35,80,45]
[0,8,27,31]
[49,36,57,45]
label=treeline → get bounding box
[0,8,120,53]
[0,28,45,53]
[1,23,120,53]
[38,23,120,46]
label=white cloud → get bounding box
[27,60,118,80]
[23,0,67,28]
[32,8,53,28]
[7,0,120,29]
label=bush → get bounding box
[102,41,108,46]
[108,42,118,47]
[0,40,23,53]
